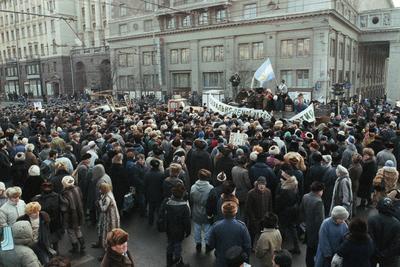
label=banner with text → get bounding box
[208,95,272,120]
[287,103,316,122]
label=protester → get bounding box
[255,212,282,267]
[208,196,251,267]
[300,181,325,267]
[144,159,165,226]
[190,169,214,253]
[330,164,353,217]
[372,160,399,205]
[101,228,135,267]
[0,186,26,226]
[22,165,44,203]
[0,181,7,207]
[348,153,362,215]
[315,206,349,267]
[358,148,378,208]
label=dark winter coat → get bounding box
[321,166,337,216]
[60,185,85,229]
[206,183,224,221]
[305,163,326,194]
[163,176,184,199]
[0,149,11,183]
[11,161,29,188]
[337,235,374,267]
[341,144,357,169]
[110,163,130,210]
[358,158,378,199]
[101,247,135,267]
[144,169,164,204]
[300,192,325,249]
[249,162,278,194]
[186,148,212,185]
[275,183,298,226]
[246,187,272,232]
[162,197,191,241]
[49,169,70,194]
[368,212,400,266]
[214,156,235,181]
[22,175,44,203]
[32,191,63,239]
[348,163,362,197]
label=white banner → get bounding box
[229,132,247,146]
[33,102,42,110]
[208,95,272,120]
[288,103,315,122]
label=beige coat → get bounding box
[373,166,399,204]
[255,228,282,267]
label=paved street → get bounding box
[61,212,307,267]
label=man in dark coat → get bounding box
[300,181,325,267]
[160,183,191,267]
[368,198,400,267]
[186,140,212,185]
[246,176,272,247]
[144,159,165,226]
[0,142,11,186]
[304,152,325,194]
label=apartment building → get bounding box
[107,0,400,102]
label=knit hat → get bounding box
[385,160,395,168]
[236,148,244,156]
[331,206,349,220]
[61,176,75,188]
[15,152,26,162]
[217,172,227,182]
[268,145,280,156]
[257,176,267,184]
[274,120,283,128]
[221,199,238,217]
[249,152,258,161]
[309,141,320,150]
[346,135,355,145]
[0,181,5,191]
[322,155,332,164]
[28,165,40,176]
[336,164,349,177]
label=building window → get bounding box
[181,48,190,64]
[243,3,257,19]
[27,64,39,75]
[280,70,293,87]
[280,40,294,58]
[27,26,31,37]
[353,47,356,62]
[145,0,154,11]
[40,44,45,56]
[172,73,191,88]
[203,72,223,88]
[6,66,17,76]
[346,44,350,61]
[118,53,133,67]
[38,23,43,35]
[91,4,96,18]
[216,9,226,23]
[166,17,175,29]
[143,51,153,65]
[170,49,178,64]
[239,44,250,60]
[181,15,191,27]
[50,20,55,33]
[119,24,128,34]
[330,39,336,57]
[198,11,208,25]
[202,47,213,62]
[252,42,264,59]
[297,38,310,57]
[338,70,343,82]
[144,20,153,32]
[339,42,344,59]
[119,76,128,90]
[143,74,159,89]
[214,46,224,61]
[32,25,36,36]
[297,70,309,87]
[120,4,127,16]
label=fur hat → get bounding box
[385,160,395,168]
[256,176,267,184]
[309,141,320,150]
[336,164,349,177]
[221,199,239,217]
[15,152,26,162]
[322,155,332,164]
[28,165,40,176]
[25,143,35,152]
[346,135,355,145]
[331,205,349,220]
[268,145,280,156]
[5,186,22,198]
[61,176,75,188]
[0,181,5,191]
[249,152,258,161]
[217,172,227,182]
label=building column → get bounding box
[224,36,235,98]
[189,40,199,94]
[312,27,329,102]
[386,41,400,102]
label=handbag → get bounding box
[122,191,135,212]
[331,253,343,267]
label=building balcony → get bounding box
[156,0,231,15]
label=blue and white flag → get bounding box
[254,58,275,83]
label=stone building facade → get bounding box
[107,0,400,102]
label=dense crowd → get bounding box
[0,94,399,267]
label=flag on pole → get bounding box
[253,58,275,83]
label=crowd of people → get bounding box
[0,93,399,267]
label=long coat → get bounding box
[358,158,378,199]
[255,228,282,267]
[186,148,212,185]
[110,163,130,210]
[330,176,353,218]
[60,185,85,229]
[232,166,252,203]
[22,175,44,203]
[246,187,272,233]
[300,192,325,249]
[98,192,120,248]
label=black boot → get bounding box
[78,237,86,253]
[166,253,174,267]
[91,237,102,249]
[69,243,79,254]
[175,257,190,267]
